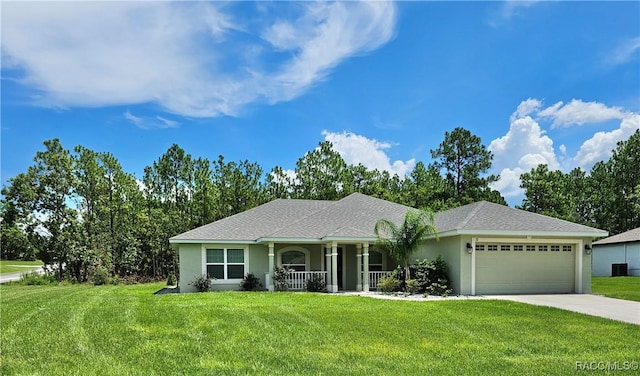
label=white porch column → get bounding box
[356,244,362,291]
[268,242,275,291]
[331,242,339,293]
[470,238,476,296]
[325,246,332,290]
[363,242,370,292]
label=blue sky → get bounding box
[2,1,639,206]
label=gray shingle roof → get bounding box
[435,201,607,236]
[170,194,607,243]
[593,227,640,245]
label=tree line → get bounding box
[1,127,638,282]
[519,129,640,235]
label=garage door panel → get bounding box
[476,244,574,294]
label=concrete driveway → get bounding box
[0,267,44,284]
[492,294,640,325]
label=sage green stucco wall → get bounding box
[248,244,269,288]
[178,244,203,293]
[418,236,464,294]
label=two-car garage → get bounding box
[474,242,577,295]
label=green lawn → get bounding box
[1,284,638,375]
[0,260,42,275]
[592,276,640,302]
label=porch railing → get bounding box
[368,271,393,290]
[286,271,328,290]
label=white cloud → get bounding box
[489,113,560,198]
[607,37,640,66]
[538,99,629,128]
[322,130,415,176]
[573,114,640,169]
[490,98,640,200]
[1,1,396,118]
[124,112,179,130]
[510,98,543,122]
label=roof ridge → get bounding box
[456,201,486,229]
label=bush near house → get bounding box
[377,257,453,295]
[305,274,327,292]
[240,273,263,291]
[189,274,213,292]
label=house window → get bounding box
[369,250,383,271]
[526,245,536,252]
[562,245,573,252]
[206,248,245,279]
[476,244,485,251]
[551,245,560,252]
[281,250,306,271]
[501,245,511,251]
[487,245,498,251]
[513,245,523,252]
[538,245,548,252]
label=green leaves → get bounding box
[374,209,438,280]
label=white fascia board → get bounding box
[436,229,609,239]
[169,239,257,245]
[256,237,324,244]
[321,236,377,243]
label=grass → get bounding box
[592,276,640,302]
[0,260,42,275]
[1,284,639,375]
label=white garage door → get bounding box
[475,243,575,294]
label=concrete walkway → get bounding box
[491,294,640,325]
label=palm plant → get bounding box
[374,210,438,281]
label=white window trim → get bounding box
[277,246,310,271]
[368,249,386,271]
[202,245,249,285]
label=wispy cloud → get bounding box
[124,111,180,130]
[606,37,640,67]
[2,1,397,118]
[502,0,541,19]
[322,130,415,176]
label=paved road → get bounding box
[492,294,640,325]
[0,267,44,284]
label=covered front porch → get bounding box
[263,241,394,292]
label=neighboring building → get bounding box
[592,227,640,277]
[170,193,607,294]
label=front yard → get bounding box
[592,276,640,302]
[1,283,638,375]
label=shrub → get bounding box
[410,256,452,294]
[273,266,293,291]
[92,266,110,286]
[189,274,213,292]
[425,278,454,297]
[377,274,401,293]
[20,271,56,285]
[305,274,326,292]
[167,273,177,286]
[240,273,263,291]
[405,279,420,294]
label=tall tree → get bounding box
[430,127,502,205]
[293,141,350,200]
[374,210,438,280]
